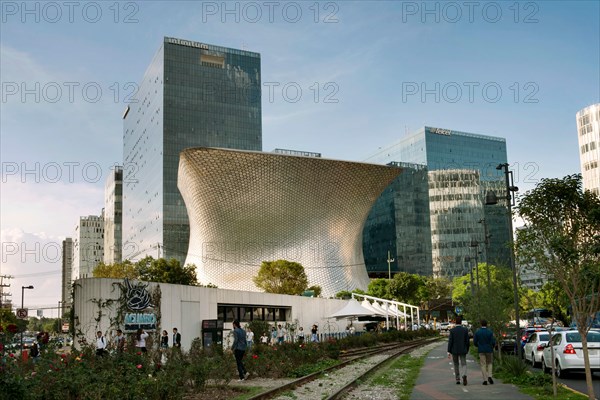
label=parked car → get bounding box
[517,327,545,356]
[524,331,551,367]
[499,327,518,353]
[541,330,600,377]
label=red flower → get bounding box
[60,354,67,358]
[137,352,142,355]
[136,364,142,369]
[252,354,258,359]
[7,324,18,334]
[8,353,14,358]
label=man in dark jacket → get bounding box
[448,316,470,385]
[231,320,249,381]
[473,319,496,385]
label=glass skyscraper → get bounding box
[363,162,432,277]
[123,37,262,264]
[364,126,510,279]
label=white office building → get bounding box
[72,214,104,280]
[577,103,600,196]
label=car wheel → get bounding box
[531,353,539,367]
[555,360,567,378]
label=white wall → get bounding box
[73,278,348,350]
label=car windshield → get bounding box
[566,332,600,343]
[538,333,549,341]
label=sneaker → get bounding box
[488,377,494,384]
[483,381,488,385]
[245,372,250,379]
[455,380,461,385]
[462,376,467,386]
[238,379,245,382]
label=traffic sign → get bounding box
[454,306,463,315]
[16,308,28,319]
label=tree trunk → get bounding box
[580,334,596,400]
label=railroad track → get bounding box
[247,337,438,400]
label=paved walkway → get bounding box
[410,341,534,400]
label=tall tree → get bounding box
[93,260,138,279]
[388,272,426,305]
[137,257,198,286]
[515,174,600,400]
[253,260,308,295]
[368,278,391,299]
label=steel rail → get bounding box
[246,337,437,400]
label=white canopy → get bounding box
[327,299,377,320]
[361,300,388,316]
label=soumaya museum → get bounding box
[66,37,525,348]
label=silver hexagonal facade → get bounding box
[178,147,402,297]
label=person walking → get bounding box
[311,324,319,342]
[296,326,305,344]
[172,327,181,349]
[160,330,169,349]
[136,328,149,353]
[231,320,249,381]
[448,316,470,385]
[277,324,286,344]
[115,329,126,353]
[473,319,496,385]
[246,327,254,349]
[96,331,107,357]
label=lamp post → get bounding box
[387,250,395,281]
[489,163,521,358]
[479,219,492,288]
[20,285,34,353]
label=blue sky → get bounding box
[1,1,599,309]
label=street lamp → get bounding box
[478,219,492,288]
[387,250,395,281]
[20,285,34,354]
[488,162,521,358]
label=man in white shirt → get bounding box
[96,331,107,356]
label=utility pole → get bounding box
[0,275,13,309]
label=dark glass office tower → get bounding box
[363,162,432,277]
[364,126,510,279]
[123,37,261,264]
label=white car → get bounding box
[541,330,600,377]
[524,331,550,367]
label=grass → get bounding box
[228,386,264,400]
[369,353,426,400]
[469,348,588,400]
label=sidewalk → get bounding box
[410,341,534,400]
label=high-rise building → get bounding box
[363,162,432,277]
[123,37,262,264]
[576,103,600,196]
[72,215,104,280]
[104,166,123,264]
[61,238,73,305]
[364,126,511,279]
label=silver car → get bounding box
[524,331,550,367]
[541,330,600,377]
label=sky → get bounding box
[1,1,599,312]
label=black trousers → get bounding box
[234,349,247,379]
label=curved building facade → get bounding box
[178,147,402,297]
